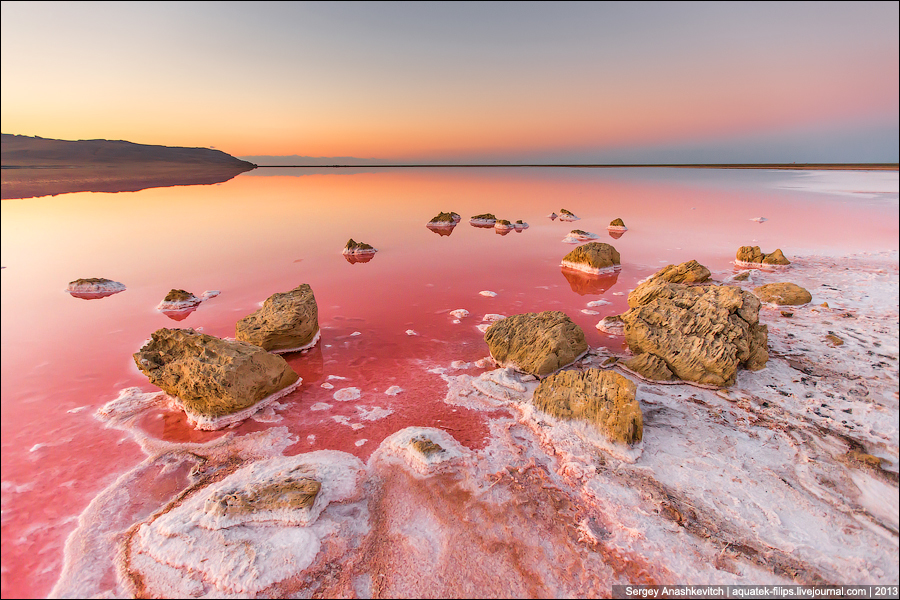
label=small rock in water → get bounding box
[449,309,469,319]
[479,290,497,297]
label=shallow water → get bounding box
[1,167,897,597]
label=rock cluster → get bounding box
[133,328,301,429]
[236,283,320,353]
[619,261,768,387]
[560,242,621,274]
[484,311,588,377]
[754,282,812,305]
[736,246,790,266]
[533,369,642,445]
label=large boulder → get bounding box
[533,369,642,445]
[628,260,711,307]
[736,246,790,266]
[754,282,812,305]
[133,328,301,430]
[621,278,768,387]
[484,311,588,378]
[236,284,320,353]
[560,242,621,274]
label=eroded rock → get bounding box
[560,242,621,274]
[736,246,791,266]
[621,278,768,387]
[532,369,642,445]
[754,282,812,305]
[343,239,377,255]
[484,311,588,377]
[133,328,301,429]
[236,283,320,353]
[608,218,627,231]
[66,277,126,299]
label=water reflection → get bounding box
[344,253,375,264]
[66,289,125,300]
[560,267,620,296]
[608,229,626,240]
[426,224,456,236]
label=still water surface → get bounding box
[1,167,897,597]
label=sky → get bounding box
[1,1,898,164]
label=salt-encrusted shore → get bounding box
[50,251,898,598]
[560,260,621,275]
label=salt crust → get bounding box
[373,426,469,476]
[469,217,496,226]
[333,387,361,401]
[482,313,506,322]
[734,259,790,270]
[562,231,599,243]
[449,309,469,319]
[342,247,377,255]
[560,260,621,275]
[156,290,220,311]
[479,290,497,297]
[586,299,611,307]
[606,225,628,232]
[384,385,403,395]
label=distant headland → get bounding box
[1,134,256,199]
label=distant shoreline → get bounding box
[253,163,899,171]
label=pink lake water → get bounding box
[1,167,898,598]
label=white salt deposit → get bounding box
[476,323,491,333]
[586,299,611,307]
[558,211,580,222]
[384,386,403,395]
[562,230,599,243]
[559,260,621,275]
[310,402,332,411]
[168,378,303,431]
[482,313,506,322]
[469,216,497,226]
[333,387,361,402]
[750,216,768,222]
[479,290,497,297]
[581,309,599,315]
[355,439,367,447]
[606,225,628,232]
[494,221,514,231]
[405,329,418,336]
[449,309,469,319]
[374,427,469,475]
[356,405,393,421]
[270,329,322,354]
[320,382,334,389]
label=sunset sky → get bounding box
[1,1,898,164]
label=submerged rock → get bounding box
[343,238,377,255]
[736,246,791,266]
[470,213,497,227]
[236,283,320,353]
[66,277,126,299]
[608,218,628,231]
[133,328,301,429]
[533,369,642,445]
[484,311,588,378]
[560,242,621,274]
[621,277,768,387]
[754,282,812,305]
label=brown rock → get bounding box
[736,246,791,265]
[236,284,320,353]
[410,436,444,457]
[609,218,626,228]
[205,477,321,517]
[133,328,300,429]
[560,242,621,274]
[484,311,588,378]
[754,282,812,305]
[163,289,198,303]
[343,239,376,255]
[622,353,676,381]
[533,369,642,445]
[628,260,711,309]
[825,334,844,347]
[621,280,768,387]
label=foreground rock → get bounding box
[66,277,126,299]
[621,265,768,386]
[628,259,711,304]
[484,311,588,377]
[560,242,621,274]
[608,218,627,231]
[736,246,790,266]
[133,328,301,429]
[236,283,320,353]
[533,369,642,445]
[754,282,812,305]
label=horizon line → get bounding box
[252,162,900,170]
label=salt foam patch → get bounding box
[479,290,497,297]
[333,387,361,401]
[372,427,469,476]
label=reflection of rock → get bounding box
[133,328,301,430]
[558,209,580,222]
[608,218,628,231]
[562,229,599,243]
[236,284,320,353]
[125,451,366,597]
[343,238,377,257]
[561,266,620,296]
[484,311,588,378]
[620,276,768,387]
[607,229,625,240]
[344,252,374,264]
[426,223,456,236]
[533,369,642,445]
[469,213,497,226]
[66,278,126,299]
[160,306,198,321]
[754,282,812,305]
[736,246,790,267]
[560,242,621,275]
